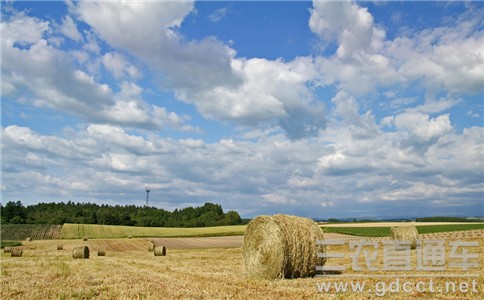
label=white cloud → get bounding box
[1,11,189,131]
[208,7,229,23]
[2,117,482,216]
[60,15,82,41]
[102,52,141,79]
[1,11,49,46]
[74,1,327,139]
[309,0,377,59]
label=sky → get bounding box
[1,0,483,219]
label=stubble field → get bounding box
[1,228,482,299]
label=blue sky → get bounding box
[1,0,483,218]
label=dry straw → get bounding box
[97,247,106,256]
[243,214,326,280]
[11,247,23,257]
[72,246,89,259]
[4,246,12,253]
[154,246,166,256]
[390,226,419,249]
[57,244,63,250]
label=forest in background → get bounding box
[0,201,243,227]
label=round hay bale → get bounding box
[148,243,155,252]
[83,237,88,241]
[26,237,32,242]
[243,214,326,280]
[4,246,12,253]
[72,246,89,259]
[97,247,106,256]
[57,244,63,250]
[390,226,419,249]
[154,246,166,256]
[11,247,23,257]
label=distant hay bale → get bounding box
[154,246,166,256]
[26,237,32,242]
[391,226,419,249]
[97,247,106,256]
[11,247,23,257]
[72,246,89,259]
[83,237,88,241]
[243,214,326,280]
[148,243,155,252]
[57,244,63,250]
[4,247,12,253]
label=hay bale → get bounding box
[97,247,106,256]
[154,246,166,256]
[11,247,22,257]
[391,226,419,249]
[83,237,88,241]
[148,243,155,252]
[4,246,12,253]
[72,246,89,259]
[243,214,326,280]
[26,237,32,242]
[57,244,63,250]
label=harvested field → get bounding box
[61,223,246,239]
[1,235,482,299]
[149,236,243,249]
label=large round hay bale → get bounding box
[243,214,326,280]
[72,246,89,259]
[154,246,166,256]
[4,246,12,253]
[57,244,63,250]
[390,226,419,249]
[97,248,106,256]
[11,247,23,257]
[26,237,32,242]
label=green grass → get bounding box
[321,223,484,237]
[0,241,22,248]
[416,223,484,234]
[61,223,247,239]
[323,226,391,237]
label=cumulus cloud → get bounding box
[309,0,483,98]
[102,52,141,79]
[1,1,482,217]
[60,15,82,41]
[74,0,327,139]
[1,11,189,131]
[3,117,482,216]
[309,0,375,59]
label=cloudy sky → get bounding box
[1,0,483,219]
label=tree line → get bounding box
[0,201,243,227]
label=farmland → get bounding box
[322,223,484,237]
[1,230,482,299]
[1,224,62,241]
[60,223,247,239]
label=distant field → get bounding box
[1,224,62,241]
[322,223,484,237]
[61,223,247,239]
